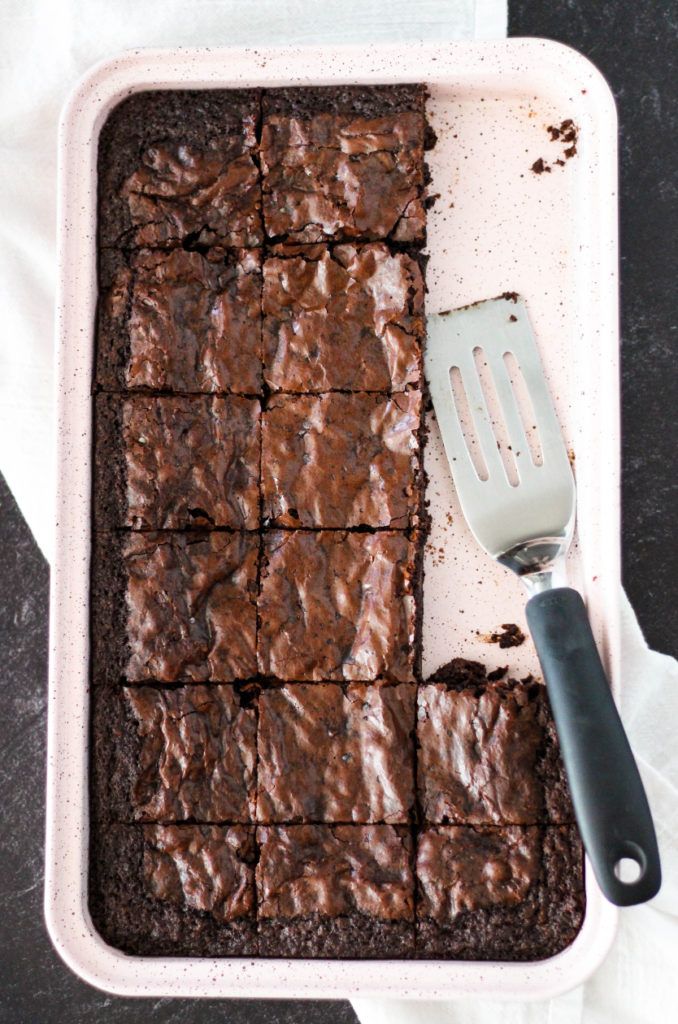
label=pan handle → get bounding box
[526,586,661,906]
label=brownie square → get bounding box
[98,89,262,249]
[91,531,258,683]
[262,243,424,392]
[257,683,415,823]
[261,391,422,528]
[256,825,414,957]
[89,824,257,955]
[417,676,573,825]
[91,685,257,824]
[258,530,418,681]
[94,394,261,530]
[96,247,262,394]
[416,825,585,960]
[260,85,426,244]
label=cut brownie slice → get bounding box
[260,85,426,244]
[417,676,573,825]
[91,531,258,683]
[256,825,414,956]
[262,244,424,392]
[98,89,262,249]
[256,683,415,823]
[416,825,585,960]
[261,391,422,528]
[94,394,261,530]
[258,530,417,681]
[91,685,256,824]
[89,824,257,955]
[96,247,262,394]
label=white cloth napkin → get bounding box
[0,0,506,563]
[352,590,678,1024]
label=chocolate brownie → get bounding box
[89,84,585,964]
[89,824,257,955]
[96,247,262,394]
[417,676,573,825]
[91,685,256,824]
[257,683,415,823]
[91,530,258,683]
[261,391,422,528]
[260,85,427,244]
[416,825,585,960]
[257,530,418,681]
[256,825,414,956]
[98,89,262,249]
[94,394,261,530]
[262,243,424,392]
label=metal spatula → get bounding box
[426,295,661,907]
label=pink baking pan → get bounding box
[46,39,620,999]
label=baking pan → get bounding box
[46,39,620,999]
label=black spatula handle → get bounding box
[526,586,661,906]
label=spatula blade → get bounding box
[425,295,575,560]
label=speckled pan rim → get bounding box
[47,39,619,1000]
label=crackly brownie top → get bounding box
[143,825,255,921]
[262,244,424,392]
[123,685,256,822]
[256,825,414,920]
[260,85,426,243]
[97,394,261,530]
[120,531,258,682]
[417,682,557,825]
[98,89,262,249]
[261,391,422,528]
[417,826,541,922]
[97,247,262,393]
[258,530,417,682]
[257,683,415,823]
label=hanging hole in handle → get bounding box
[613,841,647,884]
[614,858,643,883]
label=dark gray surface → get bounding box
[1,3,676,1021]
[510,1,678,658]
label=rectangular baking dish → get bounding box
[46,39,620,1000]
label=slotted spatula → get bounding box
[426,295,661,907]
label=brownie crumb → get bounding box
[531,157,550,175]
[486,623,526,649]
[532,119,579,174]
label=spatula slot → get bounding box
[448,365,489,481]
[503,350,544,468]
[472,346,520,488]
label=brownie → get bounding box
[89,824,257,955]
[256,825,414,956]
[262,243,424,392]
[257,683,415,823]
[416,825,585,960]
[91,685,257,824]
[98,89,262,249]
[91,530,258,683]
[417,677,573,825]
[261,391,422,528]
[257,530,418,681]
[94,394,261,530]
[96,247,262,394]
[260,85,426,244]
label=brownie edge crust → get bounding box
[416,825,585,960]
[89,824,257,956]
